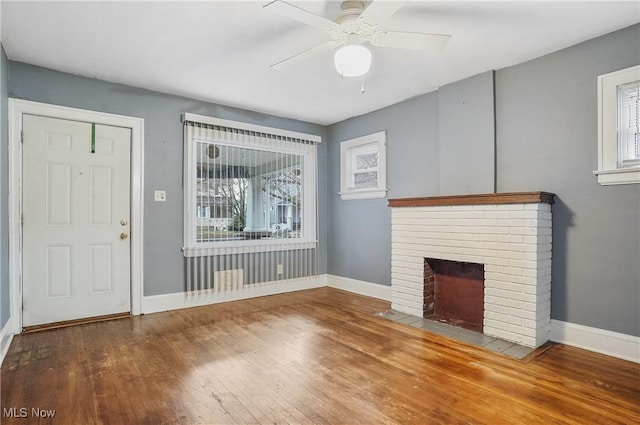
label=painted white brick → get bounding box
[484,210,512,219]
[391,288,422,306]
[539,227,552,236]
[496,204,525,211]
[512,210,546,219]
[509,226,539,236]
[522,336,537,348]
[484,303,512,316]
[391,200,552,348]
[486,288,538,303]
[524,203,548,211]
[483,241,511,251]
[536,211,552,220]
[512,324,537,338]
[391,297,423,311]
[504,218,525,227]
[492,265,524,276]
[521,301,538,312]
[485,280,525,293]
[509,259,537,270]
[392,285,424,297]
[473,204,498,211]
[392,278,423,290]
[485,327,523,344]
[392,270,422,281]
[496,234,524,243]
[486,295,523,310]
[484,318,511,332]
[482,226,510,235]
[523,250,553,262]
[450,205,476,211]
[489,312,523,327]
[391,260,423,271]
[507,307,537,321]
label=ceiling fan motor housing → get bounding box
[333,1,366,34]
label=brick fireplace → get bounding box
[389,192,554,348]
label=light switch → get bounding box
[154,190,167,202]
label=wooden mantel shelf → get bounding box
[388,191,555,208]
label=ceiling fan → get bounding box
[264,0,451,76]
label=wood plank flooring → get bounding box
[1,288,639,424]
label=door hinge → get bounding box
[20,130,24,143]
[21,214,24,225]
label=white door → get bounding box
[22,115,132,327]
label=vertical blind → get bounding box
[619,82,639,165]
[183,114,320,293]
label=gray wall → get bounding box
[1,45,9,328]
[496,24,640,336]
[7,62,328,296]
[327,24,639,337]
[439,71,495,194]
[327,93,440,284]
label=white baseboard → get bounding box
[1,316,15,367]
[142,276,326,315]
[550,319,639,363]
[326,274,391,301]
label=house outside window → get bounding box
[594,65,640,185]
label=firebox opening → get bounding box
[424,258,484,333]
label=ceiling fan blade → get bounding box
[358,0,405,27]
[264,0,342,32]
[372,31,451,51]
[270,40,343,70]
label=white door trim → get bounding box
[8,99,144,333]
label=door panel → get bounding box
[22,115,132,327]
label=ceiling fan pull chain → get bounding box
[91,123,96,153]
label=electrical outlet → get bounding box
[277,264,284,275]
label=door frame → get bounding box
[8,99,144,333]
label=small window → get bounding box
[340,131,387,200]
[594,65,640,185]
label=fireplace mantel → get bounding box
[388,191,555,208]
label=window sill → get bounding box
[340,188,388,200]
[593,167,640,185]
[182,240,318,257]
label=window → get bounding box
[595,65,640,185]
[183,114,318,256]
[340,131,387,200]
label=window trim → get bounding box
[339,131,387,200]
[182,113,318,257]
[594,65,640,185]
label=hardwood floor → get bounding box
[1,288,638,424]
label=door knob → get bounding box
[120,232,129,240]
[120,219,128,226]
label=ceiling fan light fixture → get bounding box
[334,44,372,77]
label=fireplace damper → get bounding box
[424,258,484,332]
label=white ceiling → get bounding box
[1,1,638,125]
